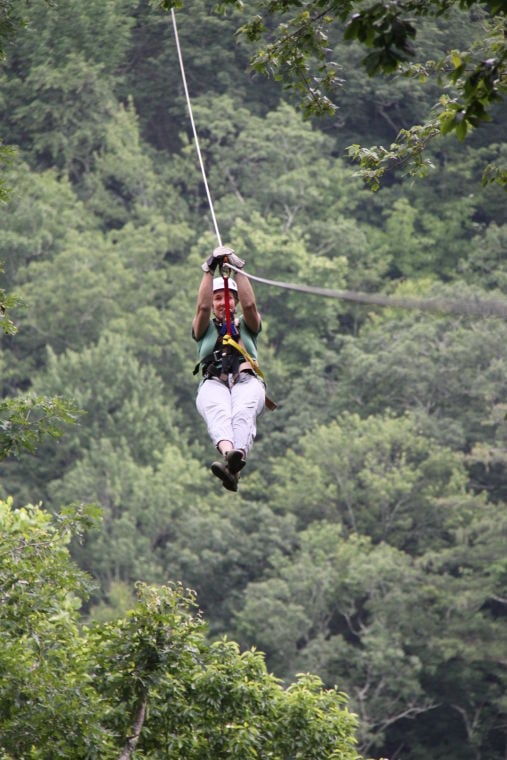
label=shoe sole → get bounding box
[211,462,238,492]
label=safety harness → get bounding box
[194,317,248,382]
[193,265,276,409]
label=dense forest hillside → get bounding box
[1,0,506,757]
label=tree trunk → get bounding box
[118,694,148,760]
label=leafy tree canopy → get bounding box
[0,498,364,759]
[161,0,507,187]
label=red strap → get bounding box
[222,264,232,336]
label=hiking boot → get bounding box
[225,449,246,474]
[211,460,238,492]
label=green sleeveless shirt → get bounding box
[194,316,261,363]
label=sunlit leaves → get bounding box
[0,285,18,335]
[164,0,507,185]
[0,501,363,757]
[0,141,14,203]
[348,117,442,189]
[0,394,81,461]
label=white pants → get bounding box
[196,373,265,455]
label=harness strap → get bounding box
[222,264,233,336]
[221,335,265,380]
[221,334,278,410]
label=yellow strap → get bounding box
[222,334,277,410]
[222,334,265,380]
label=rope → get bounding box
[226,264,507,320]
[171,8,222,246]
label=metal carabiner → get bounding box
[219,256,231,278]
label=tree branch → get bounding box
[118,693,148,760]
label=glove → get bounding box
[201,246,245,273]
[225,251,245,270]
[214,245,245,270]
[201,245,232,273]
[201,251,221,273]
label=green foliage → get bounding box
[347,119,441,190]
[87,579,136,623]
[0,0,135,181]
[13,54,117,179]
[0,141,14,203]
[330,298,507,447]
[0,499,364,758]
[0,270,18,336]
[1,1,507,757]
[3,0,134,73]
[0,394,81,462]
[0,499,106,756]
[348,15,507,191]
[460,222,507,289]
[269,411,469,550]
[163,0,507,186]
[233,524,432,750]
[80,98,190,229]
[0,158,97,288]
[0,0,25,61]
[41,332,180,459]
[234,497,507,754]
[154,498,299,630]
[47,440,207,586]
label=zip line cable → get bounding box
[225,264,507,320]
[171,8,222,247]
[171,10,507,321]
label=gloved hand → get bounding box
[201,246,245,272]
[201,250,221,273]
[215,246,245,270]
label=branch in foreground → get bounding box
[118,694,148,760]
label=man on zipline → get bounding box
[192,246,266,492]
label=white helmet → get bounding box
[213,277,238,294]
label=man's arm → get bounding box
[192,272,213,340]
[236,271,261,334]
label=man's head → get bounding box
[212,277,238,320]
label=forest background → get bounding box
[0,0,506,758]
